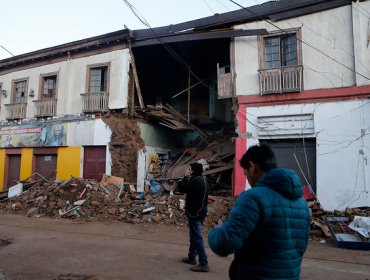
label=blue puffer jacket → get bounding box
[208,168,310,280]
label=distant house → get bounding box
[0,0,369,211]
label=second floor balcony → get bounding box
[258,65,303,95]
[80,92,109,113]
[33,98,57,117]
[4,102,27,120]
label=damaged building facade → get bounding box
[0,31,132,189]
[0,0,369,211]
[231,0,370,211]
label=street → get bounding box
[0,214,370,280]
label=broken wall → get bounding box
[102,113,144,183]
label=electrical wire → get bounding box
[0,45,14,57]
[353,3,370,18]
[227,0,370,81]
[250,0,370,80]
[123,0,209,90]
[123,0,369,165]
[202,0,216,14]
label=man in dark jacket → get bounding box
[178,162,209,272]
[208,144,310,279]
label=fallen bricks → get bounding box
[1,177,368,236]
[0,177,234,229]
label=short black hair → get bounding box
[190,162,203,176]
[240,144,277,172]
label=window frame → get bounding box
[86,62,111,94]
[11,78,29,103]
[39,72,59,99]
[258,28,302,70]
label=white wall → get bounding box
[234,5,357,96]
[246,99,370,211]
[68,119,112,177]
[0,48,130,119]
[352,1,370,86]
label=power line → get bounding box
[214,0,232,11]
[353,2,370,17]
[227,0,370,81]
[202,0,216,14]
[231,1,362,86]
[0,45,14,57]
[122,0,209,90]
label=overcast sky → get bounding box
[0,0,268,60]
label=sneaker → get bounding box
[182,257,197,265]
[190,264,209,272]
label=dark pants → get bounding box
[188,217,208,266]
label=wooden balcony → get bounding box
[4,102,27,120]
[33,98,57,117]
[258,65,303,95]
[80,92,109,113]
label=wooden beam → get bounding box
[163,104,209,143]
[128,65,135,116]
[128,43,145,109]
[203,164,234,176]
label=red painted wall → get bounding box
[232,85,370,196]
[233,104,247,196]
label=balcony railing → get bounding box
[80,92,109,113]
[4,102,27,120]
[258,65,303,95]
[33,98,57,117]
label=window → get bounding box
[264,34,297,69]
[14,80,28,103]
[41,75,57,99]
[258,29,303,94]
[89,66,108,93]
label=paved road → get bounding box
[0,214,369,280]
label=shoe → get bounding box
[190,264,209,272]
[182,257,197,265]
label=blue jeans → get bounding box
[188,218,208,266]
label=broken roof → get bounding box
[132,0,353,38]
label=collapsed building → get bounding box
[0,0,369,211]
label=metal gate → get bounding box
[261,138,316,198]
[83,146,106,181]
[35,154,57,181]
[6,155,21,189]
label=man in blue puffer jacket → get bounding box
[208,144,310,279]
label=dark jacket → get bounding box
[177,175,208,220]
[208,168,310,280]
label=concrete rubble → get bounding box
[308,199,370,245]
[0,176,234,229]
[1,176,369,242]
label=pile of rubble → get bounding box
[2,175,368,238]
[308,200,370,239]
[0,176,234,229]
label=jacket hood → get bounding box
[255,168,303,200]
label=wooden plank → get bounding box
[203,164,234,176]
[129,65,135,116]
[163,104,209,143]
[128,44,145,109]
